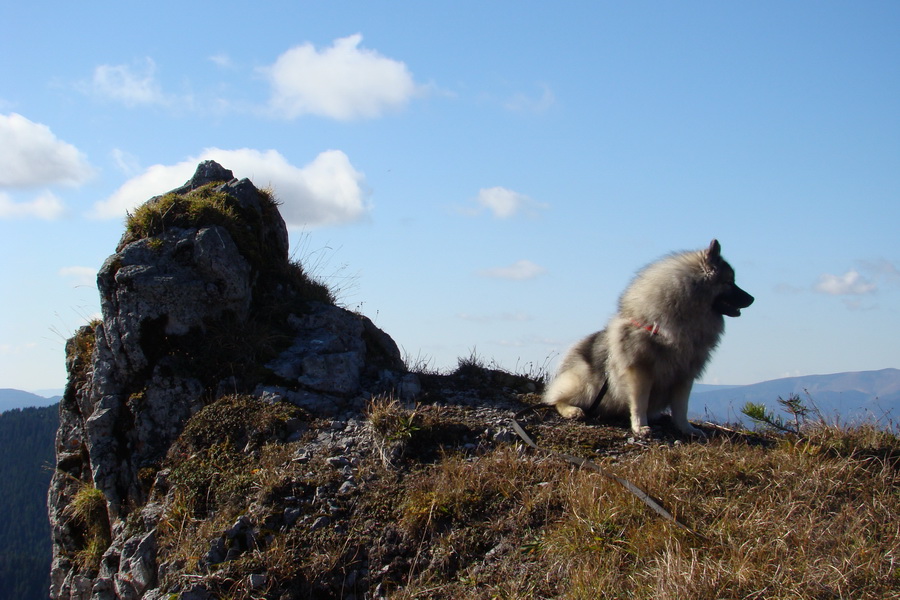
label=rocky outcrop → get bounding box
[48,162,407,600]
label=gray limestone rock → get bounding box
[47,161,407,600]
[98,225,252,375]
[113,531,157,599]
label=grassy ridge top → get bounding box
[147,376,900,599]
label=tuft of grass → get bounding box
[366,395,421,443]
[402,350,440,376]
[69,482,107,522]
[447,348,544,396]
[163,394,308,527]
[510,353,555,388]
[283,258,335,305]
[74,536,108,575]
[805,420,900,461]
[167,440,253,519]
[453,347,487,377]
[366,395,423,468]
[125,185,235,243]
[289,231,354,305]
[171,394,306,462]
[66,320,101,381]
[66,481,111,572]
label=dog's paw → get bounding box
[632,425,653,438]
[556,405,586,419]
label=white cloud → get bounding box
[504,83,556,113]
[858,259,900,285]
[59,266,97,288]
[274,149,368,226]
[478,259,546,281]
[0,113,93,188]
[262,34,419,120]
[92,148,368,228]
[93,161,195,219]
[0,190,66,220]
[89,58,171,107]
[208,53,233,68]
[814,270,876,295]
[473,186,547,219]
[110,148,141,175]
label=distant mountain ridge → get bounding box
[690,368,900,424]
[4,369,899,421]
[0,388,61,412]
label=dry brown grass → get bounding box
[147,391,900,599]
[384,423,900,600]
[366,395,422,443]
[552,439,897,598]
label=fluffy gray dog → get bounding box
[543,239,753,437]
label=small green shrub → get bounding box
[742,393,814,434]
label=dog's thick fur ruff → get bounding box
[543,239,753,437]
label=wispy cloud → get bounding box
[0,190,66,220]
[504,83,556,114]
[858,259,900,285]
[110,148,142,176]
[261,34,420,120]
[0,342,38,356]
[91,148,369,228]
[208,53,233,68]
[88,58,175,107]
[59,266,97,288]
[478,259,546,281]
[469,186,547,219]
[813,270,876,295]
[811,261,900,311]
[0,113,93,188]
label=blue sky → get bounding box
[2,2,898,392]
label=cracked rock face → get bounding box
[48,161,405,600]
[99,225,253,373]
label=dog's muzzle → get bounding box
[714,285,754,317]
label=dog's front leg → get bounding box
[623,366,652,437]
[670,379,706,438]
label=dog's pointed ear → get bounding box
[706,239,721,261]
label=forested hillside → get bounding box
[0,405,58,600]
